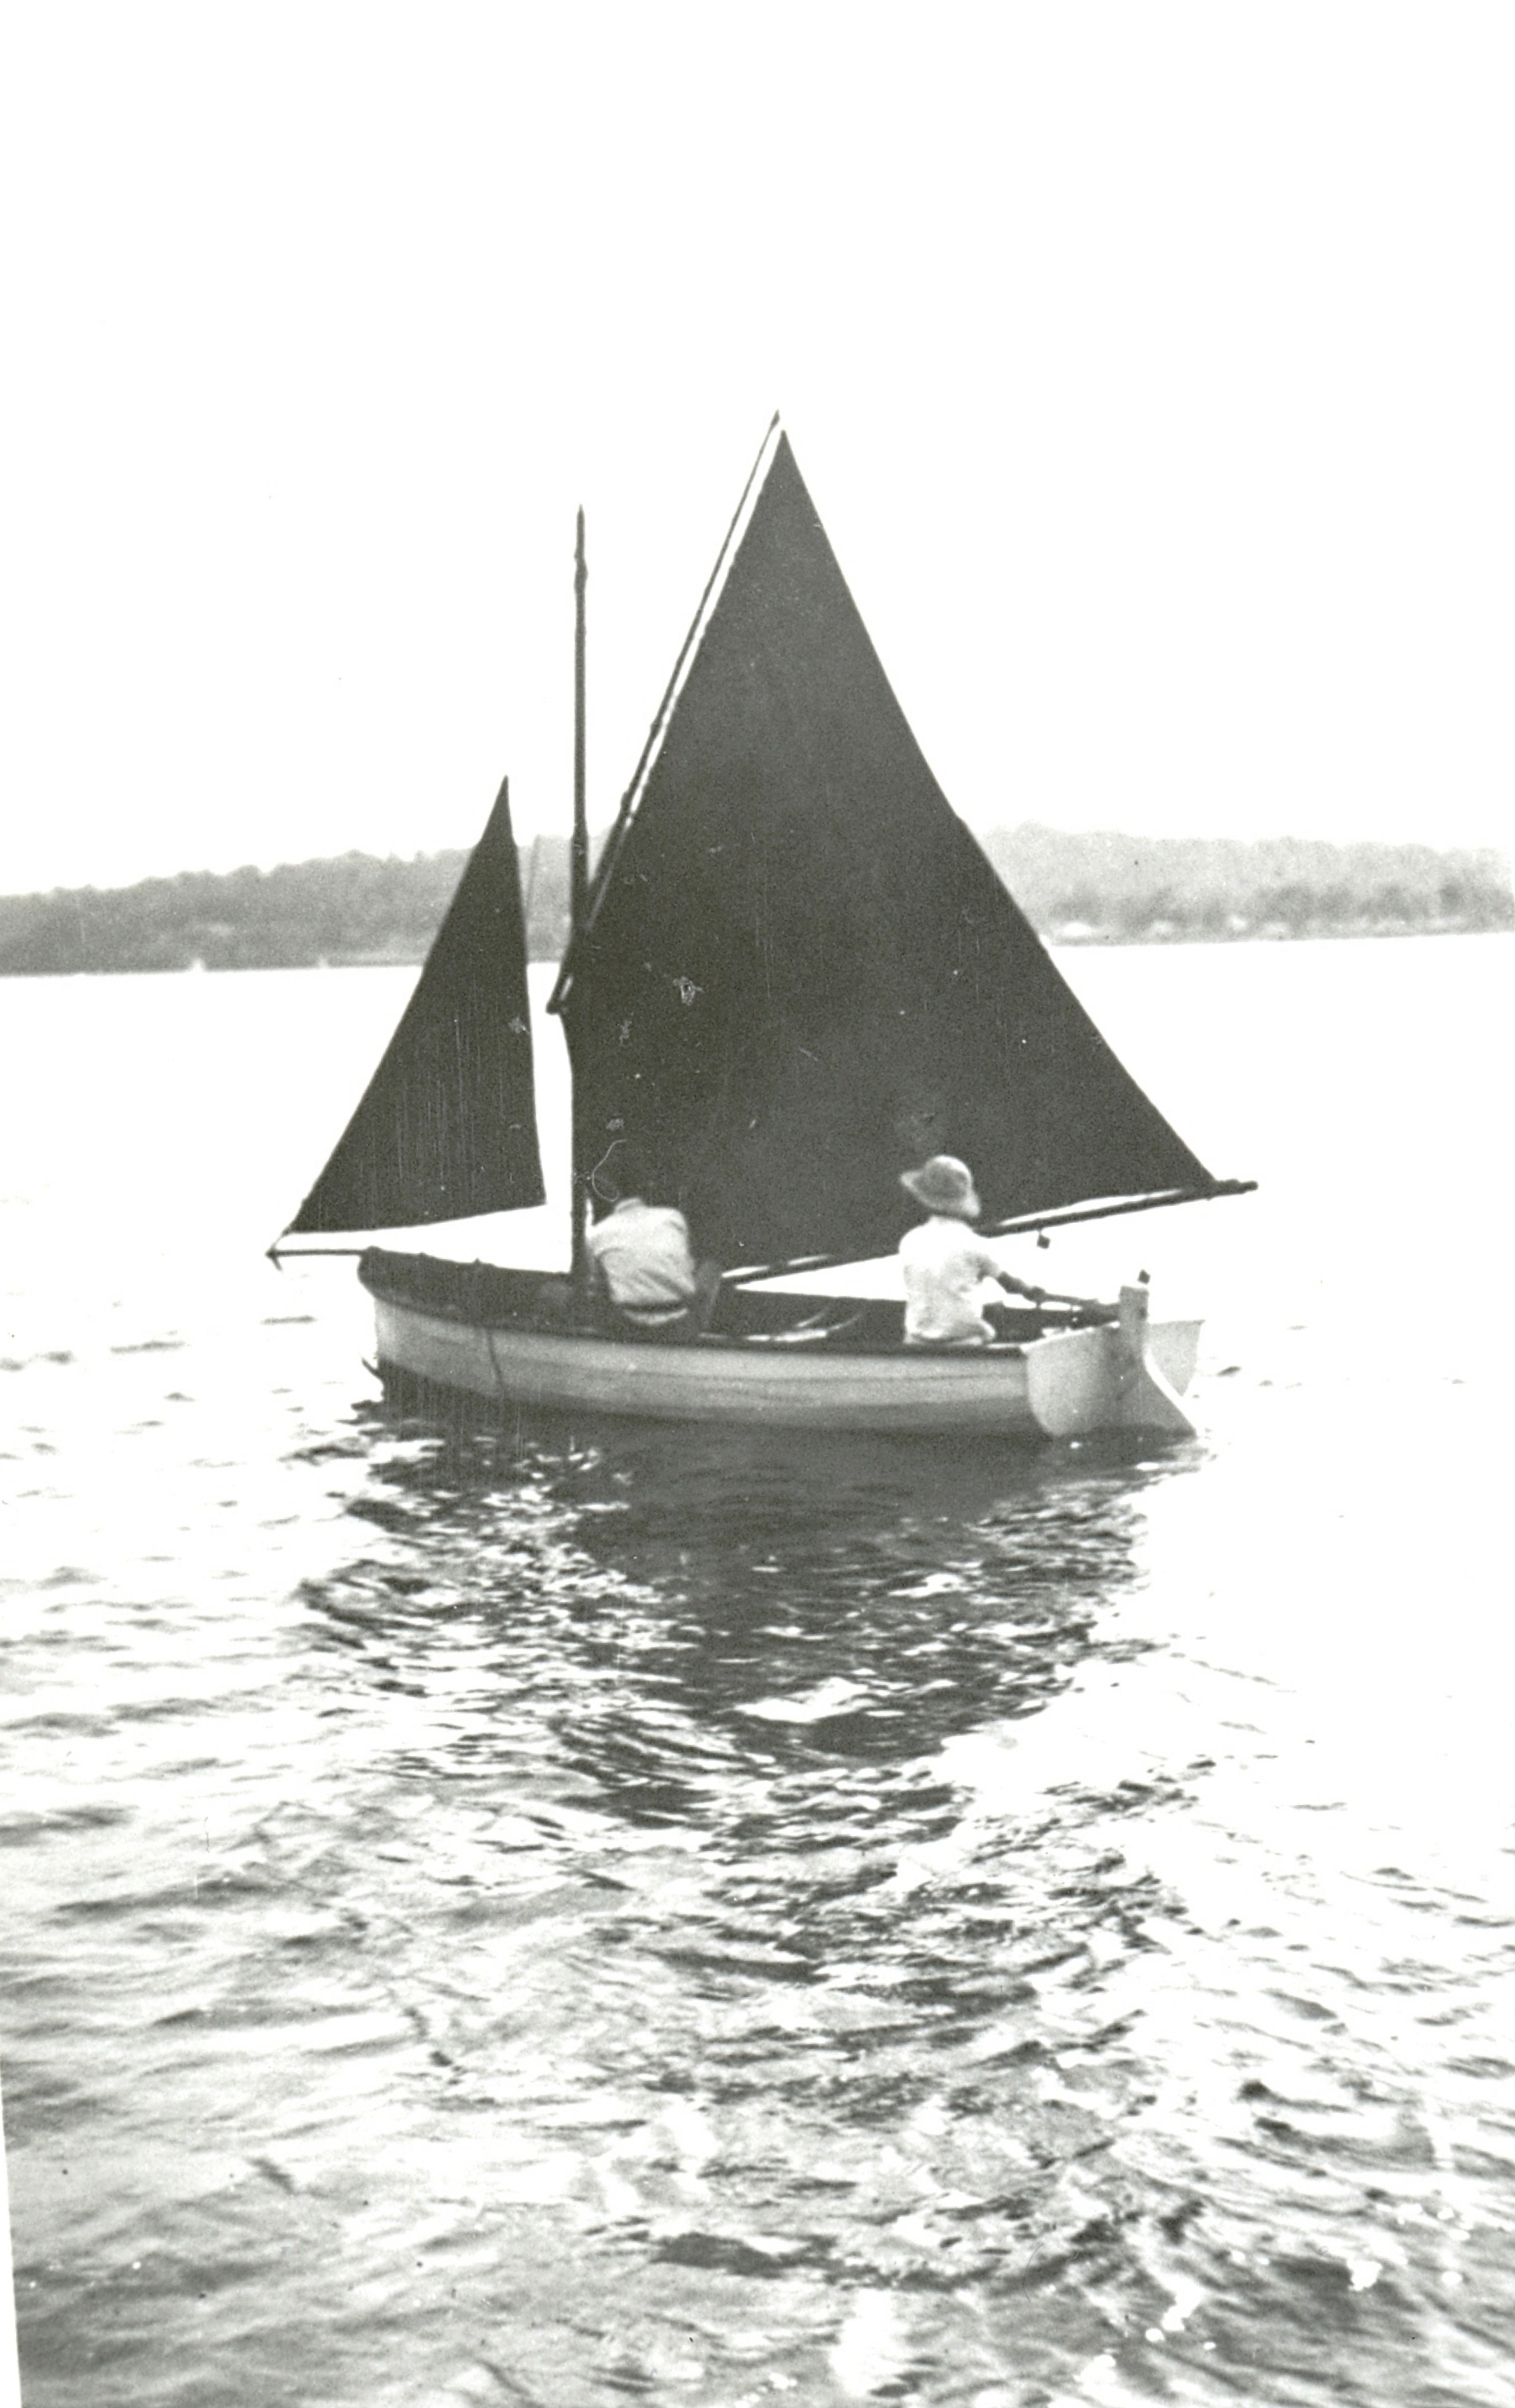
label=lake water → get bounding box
[3,936,1512,2408]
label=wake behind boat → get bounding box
[274,423,1252,1439]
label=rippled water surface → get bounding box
[3,938,1512,2408]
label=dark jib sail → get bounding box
[287,778,544,1234]
[555,435,1229,1273]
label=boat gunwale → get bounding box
[377,1301,1038,1377]
[370,1296,1050,1432]
[367,1292,1202,1437]
[363,1285,1036,1362]
[354,1247,1136,1361]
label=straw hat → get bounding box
[899,1156,981,1220]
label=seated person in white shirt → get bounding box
[897,1155,1045,1345]
[585,1145,721,1338]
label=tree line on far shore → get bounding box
[0,827,1507,977]
[979,828,1512,944]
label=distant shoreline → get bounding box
[6,927,1509,981]
[1,827,1507,976]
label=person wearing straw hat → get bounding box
[897,1156,1045,1345]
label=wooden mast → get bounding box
[570,507,590,1289]
[549,413,780,1012]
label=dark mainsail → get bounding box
[555,435,1226,1272]
[287,778,544,1235]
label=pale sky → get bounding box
[3,3,1510,895]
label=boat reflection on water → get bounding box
[310,1396,1170,1805]
[287,1406,1231,2391]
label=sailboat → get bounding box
[275,424,1252,1439]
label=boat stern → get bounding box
[1023,1287,1201,1439]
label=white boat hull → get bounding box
[372,1292,1201,1440]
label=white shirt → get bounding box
[586,1198,698,1315]
[898,1214,1006,1344]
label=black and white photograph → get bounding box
[2,7,1512,2405]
